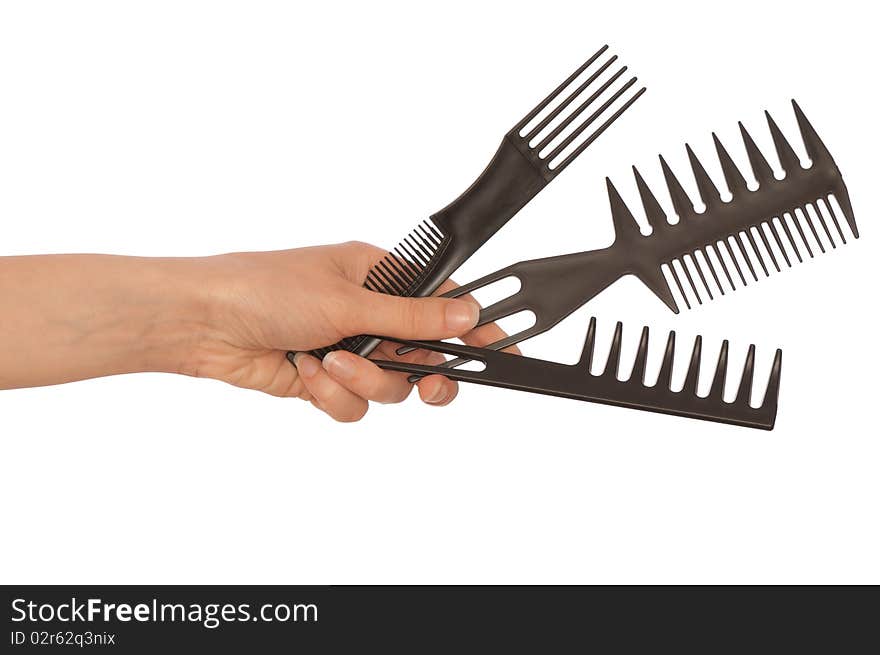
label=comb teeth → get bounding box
[610,101,856,311]
[374,319,782,430]
[309,218,448,359]
[513,45,646,175]
[576,322,780,415]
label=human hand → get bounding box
[189,241,517,421]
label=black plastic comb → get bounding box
[374,317,782,430]
[403,101,855,373]
[295,45,646,363]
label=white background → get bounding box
[1,1,877,584]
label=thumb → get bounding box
[347,287,480,340]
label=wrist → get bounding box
[130,256,227,377]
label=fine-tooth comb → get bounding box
[401,100,856,374]
[292,45,646,363]
[374,317,782,430]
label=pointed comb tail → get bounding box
[606,177,642,242]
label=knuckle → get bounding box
[396,299,423,335]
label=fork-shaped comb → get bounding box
[296,45,646,363]
[404,100,855,372]
[376,317,782,430]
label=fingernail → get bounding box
[323,351,355,380]
[445,300,479,333]
[425,385,449,405]
[293,353,320,378]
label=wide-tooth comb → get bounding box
[293,45,645,362]
[404,100,855,372]
[374,318,782,430]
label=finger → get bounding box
[435,279,521,354]
[365,341,459,407]
[461,321,523,354]
[416,373,459,406]
[293,353,368,422]
[373,342,459,406]
[346,287,479,341]
[372,340,447,365]
[322,350,413,404]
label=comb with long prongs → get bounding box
[375,317,782,430]
[291,45,646,365]
[402,100,855,374]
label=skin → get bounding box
[0,241,517,422]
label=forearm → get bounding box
[0,254,218,389]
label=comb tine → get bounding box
[735,344,756,406]
[367,271,393,294]
[524,57,619,143]
[401,238,427,267]
[656,331,676,390]
[630,326,650,384]
[778,215,804,263]
[823,196,847,245]
[739,121,775,186]
[682,335,702,395]
[712,133,750,196]
[733,232,758,282]
[733,233,759,281]
[721,238,748,286]
[545,78,638,164]
[812,202,836,249]
[603,321,624,378]
[708,340,729,399]
[383,251,414,282]
[800,205,826,254]
[686,144,721,208]
[533,65,626,151]
[551,87,647,175]
[790,210,815,258]
[743,229,769,277]
[392,248,420,278]
[364,275,381,293]
[708,243,735,291]
[660,155,695,219]
[760,349,783,412]
[831,186,859,238]
[699,247,724,296]
[791,100,834,169]
[514,45,610,132]
[578,316,598,369]
[633,165,667,230]
[639,267,680,313]
[410,230,437,260]
[765,110,802,176]
[755,225,780,272]
[767,220,792,267]
[667,262,691,310]
[690,252,714,300]
[679,258,702,305]
[378,260,407,292]
[606,177,642,241]
[416,223,441,248]
[387,254,415,285]
[376,264,406,294]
